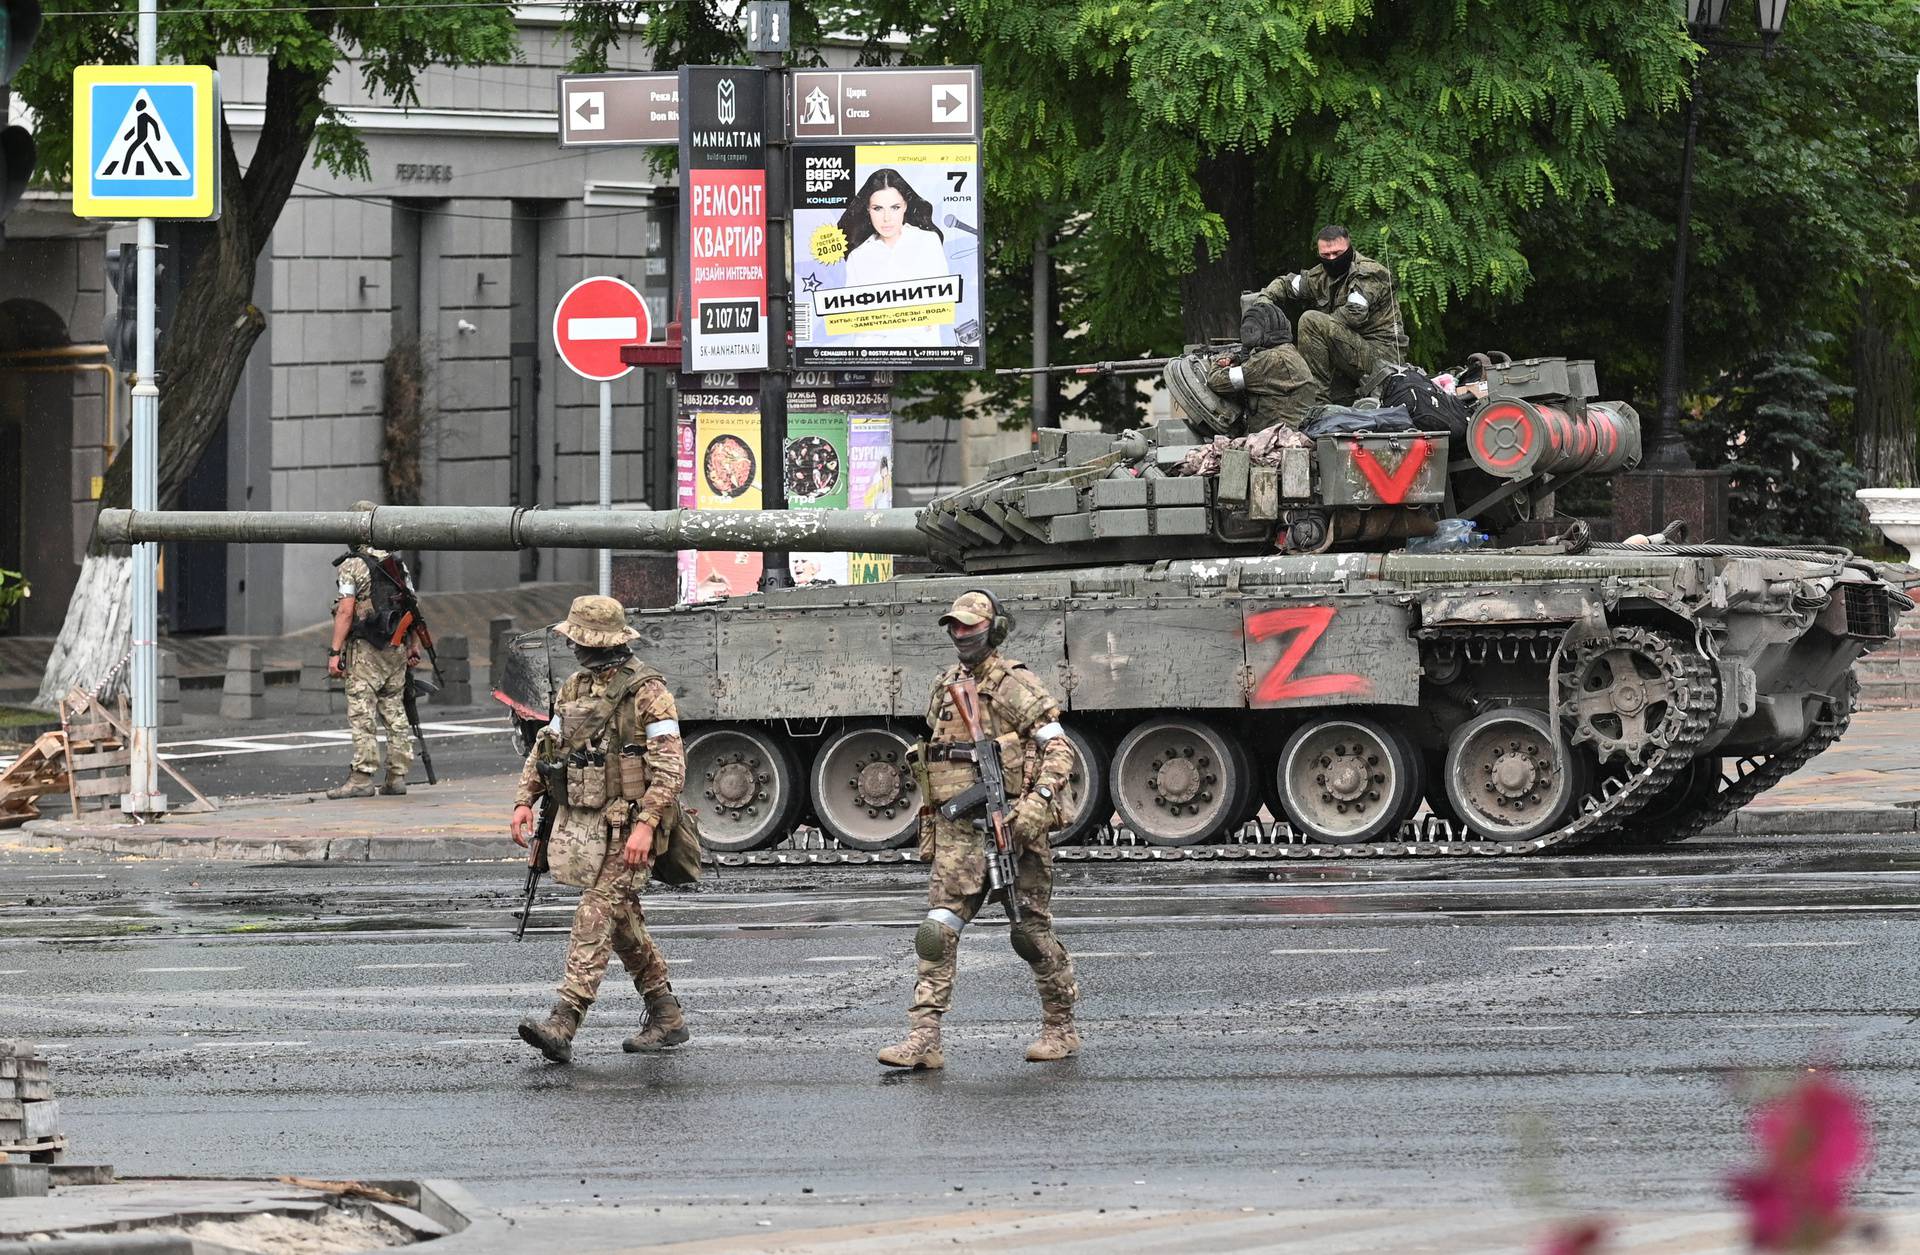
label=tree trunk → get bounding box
[1851,284,1917,487]
[1177,149,1262,344]
[36,59,329,709]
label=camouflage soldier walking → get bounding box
[326,501,414,798]
[879,591,1080,1070]
[512,595,690,1064]
[1207,299,1325,430]
[1257,224,1406,405]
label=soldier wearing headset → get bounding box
[877,590,1081,1071]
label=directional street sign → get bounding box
[789,66,981,143]
[72,63,221,219]
[557,72,680,147]
[553,275,651,381]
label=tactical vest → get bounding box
[923,660,1036,804]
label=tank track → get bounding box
[700,626,1721,865]
[1616,674,1857,847]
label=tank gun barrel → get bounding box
[96,506,936,556]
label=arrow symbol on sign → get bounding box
[575,97,599,123]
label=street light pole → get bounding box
[1649,65,1705,469]
[125,0,165,816]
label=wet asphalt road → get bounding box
[8,835,1920,1223]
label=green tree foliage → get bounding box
[15,0,518,512]
[1456,0,1920,448]
[1683,347,1868,548]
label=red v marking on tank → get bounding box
[1247,606,1373,703]
[1346,438,1432,505]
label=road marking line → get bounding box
[0,970,26,975]
[1507,944,1618,952]
[804,955,881,963]
[430,1039,519,1047]
[138,965,244,973]
[184,1040,310,1049]
[1741,940,1862,948]
[175,737,304,751]
[1270,947,1390,955]
[1074,951,1156,959]
[1454,1025,1576,1033]
[356,962,471,970]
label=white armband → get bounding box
[1290,274,1304,295]
[1347,291,1369,311]
[337,581,356,597]
[645,719,681,739]
[1228,366,1246,391]
[1034,721,1067,743]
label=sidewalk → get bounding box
[10,709,1920,865]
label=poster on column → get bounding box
[791,143,983,370]
[676,373,763,602]
[680,66,770,372]
[848,412,895,583]
[782,411,851,586]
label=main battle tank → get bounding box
[100,355,1911,860]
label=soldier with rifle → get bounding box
[510,595,691,1065]
[325,501,418,798]
[879,590,1080,1071]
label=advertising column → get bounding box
[785,371,893,585]
[679,66,771,372]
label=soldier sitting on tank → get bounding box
[1205,300,1325,430]
[1255,224,1407,406]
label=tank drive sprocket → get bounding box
[1559,627,1708,767]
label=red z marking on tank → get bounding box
[1247,606,1373,703]
[1346,438,1432,505]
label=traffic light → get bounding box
[0,0,42,247]
[104,242,137,370]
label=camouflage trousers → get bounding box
[908,814,1077,1029]
[1297,310,1394,406]
[344,639,412,778]
[556,831,672,1015]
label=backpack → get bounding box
[1303,404,1414,438]
[335,550,420,646]
[600,661,706,887]
[1374,365,1471,440]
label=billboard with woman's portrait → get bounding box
[791,142,983,370]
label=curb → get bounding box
[14,804,1920,864]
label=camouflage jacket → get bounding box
[513,659,687,831]
[332,549,397,639]
[1259,250,1406,351]
[923,653,1075,816]
[1205,344,1326,430]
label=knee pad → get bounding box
[1009,925,1046,965]
[915,909,965,962]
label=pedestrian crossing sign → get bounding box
[72,64,221,219]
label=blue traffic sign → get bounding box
[72,64,220,219]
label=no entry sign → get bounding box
[553,276,651,381]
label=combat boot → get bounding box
[326,771,377,799]
[1025,1018,1081,1063]
[380,773,408,796]
[877,1024,944,1071]
[622,993,689,1053]
[517,1002,582,1064]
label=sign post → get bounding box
[73,44,221,818]
[552,276,651,595]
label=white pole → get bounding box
[597,379,612,595]
[125,0,165,816]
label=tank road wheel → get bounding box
[682,725,803,853]
[809,723,921,851]
[1048,723,1111,847]
[1110,718,1250,846]
[1623,754,1726,846]
[1444,708,1579,842]
[1274,715,1424,843]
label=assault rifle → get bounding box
[514,756,562,941]
[935,678,1021,926]
[371,553,442,785]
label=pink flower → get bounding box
[1727,1072,1871,1251]
[1536,1218,1608,1255]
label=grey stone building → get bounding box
[1,15,1026,641]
